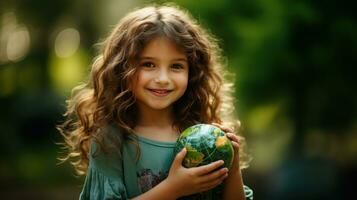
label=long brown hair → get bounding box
[58,4,251,175]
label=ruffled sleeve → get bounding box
[79,140,128,200]
[244,185,254,200]
[79,165,128,200]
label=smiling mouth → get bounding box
[147,89,173,96]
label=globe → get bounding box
[174,124,234,169]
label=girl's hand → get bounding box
[212,122,241,175]
[165,148,229,198]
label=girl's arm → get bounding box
[133,148,228,200]
[222,169,246,200]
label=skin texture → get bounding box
[132,36,189,142]
[133,36,189,113]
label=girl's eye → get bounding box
[171,63,184,70]
[142,62,155,68]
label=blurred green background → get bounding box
[0,0,356,199]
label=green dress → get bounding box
[79,125,253,199]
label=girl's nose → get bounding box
[154,68,170,84]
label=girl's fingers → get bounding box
[199,167,228,183]
[212,123,233,133]
[231,141,240,153]
[194,160,224,176]
[232,141,239,148]
[199,173,228,192]
[172,148,187,168]
[226,133,239,142]
[212,123,240,145]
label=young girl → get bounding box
[58,5,253,200]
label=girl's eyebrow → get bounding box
[140,56,187,62]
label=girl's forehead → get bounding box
[140,37,187,59]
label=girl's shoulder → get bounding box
[93,124,125,146]
[100,124,124,139]
[88,124,124,177]
[90,124,124,161]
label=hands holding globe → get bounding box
[163,123,241,198]
[165,149,228,197]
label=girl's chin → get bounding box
[149,104,172,110]
[144,101,175,110]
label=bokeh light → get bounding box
[0,12,30,64]
[54,28,80,58]
[49,47,89,94]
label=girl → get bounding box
[58,4,253,200]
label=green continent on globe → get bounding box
[183,146,205,167]
[174,124,234,169]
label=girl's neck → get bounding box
[134,104,179,142]
[136,104,175,127]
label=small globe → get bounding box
[174,124,234,169]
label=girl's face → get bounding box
[132,37,189,112]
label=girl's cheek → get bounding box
[178,73,189,84]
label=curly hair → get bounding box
[57,4,251,175]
